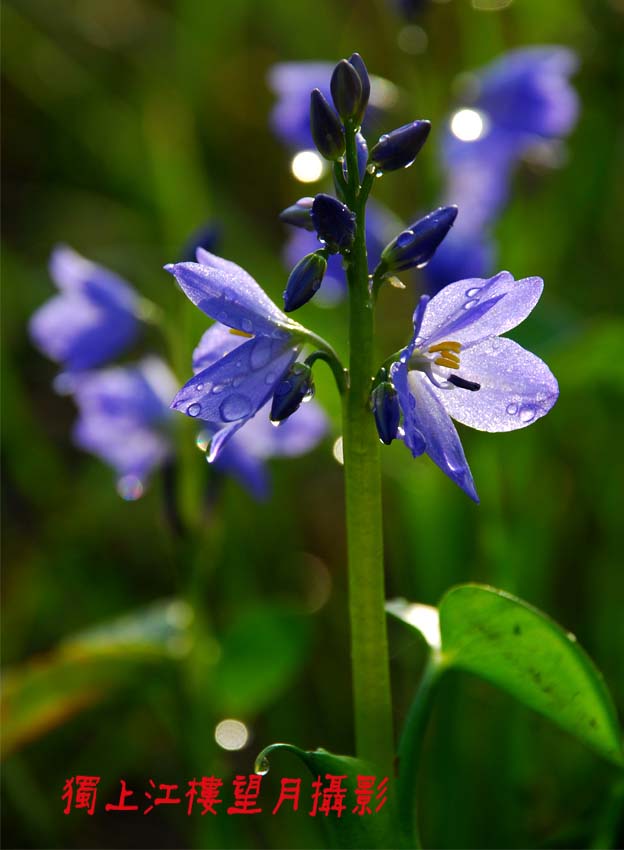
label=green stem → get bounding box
[341,121,394,772]
[397,653,445,848]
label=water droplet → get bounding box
[396,230,414,249]
[366,163,376,175]
[379,133,389,142]
[250,341,272,370]
[196,383,203,392]
[332,436,344,465]
[219,394,251,422]
[254,755,270,776]
[212,384,226,394]
[270,419,282,428]
[187,402,202,417]
[506,403,518,416]
[196,431,210,452]
[519,405,536,423]
[465,287,481,297]
[217,311,229,323]
[264,372,277,385]
[232,376,244,388]
[302,387,315,403]
[463,299,478,310]
[375,170,384,179]
[241,318,253,333]
[117,475,144,501]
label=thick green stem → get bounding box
[341,121,394,772]
[397,653,445,848]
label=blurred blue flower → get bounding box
[194,323,328,499]
[425,47,579,292]
[390,271,559,502]
[283,200,401,305]
[71,357,177,499]
[29,245,141,372]
[268,62,395,151]
[166,249,305,460]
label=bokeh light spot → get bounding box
[215,719,249,751]
[291,151,325,183]
[450,108,487,142]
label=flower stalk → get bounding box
[341,118,394,772]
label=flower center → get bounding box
[408,340,480,392]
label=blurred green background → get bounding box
[2,0,624,848]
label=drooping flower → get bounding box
[192,323,328,498]
[71,357,177,499]
[425,47,579,292]
[390,271,559,502]
[283,200,401,305]
[29,245,141,372]
[165,249,306,460]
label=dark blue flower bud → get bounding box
[371,381,400,445]
[348,53,371,122]
[377,206,458,274]
[370,120,431,172]
[310,89,345,161]
[331,59,363,123]
[270,362,314,423]
[279,197,315,231]
[283,251,327,312]
[311,193,356,253]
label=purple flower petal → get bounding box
[50,245,139,311]
[171,336,301,458]
[165,255,293,338]
[430,337,559,432]
[73,416,170,483]
[417,272,544,350]
[396,365,479,502]
[192,322,245,374]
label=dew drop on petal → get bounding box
[241,318,253,333]
[519,405,536,423]
[270,419,282,428]
[232,376,244,388]
[196,384,203,393]
[196,431,210,452]
[396,230,414,248]
[117,475,144,501]
[264,372,277,385]
[219,394,251,421]
[465,287,481,297]
[217,311,229,323]
[212,384,226,394]
[506,403,518,416]
[250,342,272,371]
[463,299,478,310]
[187,402,202,417]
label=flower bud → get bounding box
[310,89,345,160]
[331,59,363,123]
[283,252,327,312]
[377,206,458,274]
[270,362,314,423]
[371,381,400,445]
[279,197,315,231]
[348,53,370,123]
[370,120,431,172]
[311,194,356,253]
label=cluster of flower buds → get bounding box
[270,362,315,423]
[309,53,371,161]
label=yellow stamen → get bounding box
[229,329,253,338]
[428,340,461,354]
[435,355,460,369]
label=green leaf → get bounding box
[1,599,192,757]
[438,584,623,766]
[254,742,408,849]
[211,604,311,715]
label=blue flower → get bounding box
[166,249,306,460]
[283,200,401,305]
[71,357,177,499]
[391,271,559,502]
[193,323,328,499]
[29,245,141,372]
[267,62,394,150]
[425,47,578,291]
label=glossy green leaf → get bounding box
[211,604,311,715]
[254,742,408,849]
[1,599,192,757]
[438,584,623,766]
